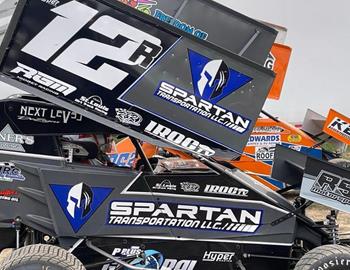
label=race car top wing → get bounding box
[0,0,275,159]
[117,0,277,66]
[323,109,350,145]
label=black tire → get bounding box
[294,244,350,270]
[0,244,86,270]
[329,158,350,170]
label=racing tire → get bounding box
[294,244,350,270]
[0,244,86,270]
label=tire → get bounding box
[0,244,86,270]
[294,244,350,270]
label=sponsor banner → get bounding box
[301,157,350,214]
[107,201,262,233]
[0,0,274,159]
[247,134,281,147]
[265,44,292,100]
[323,109,350,145]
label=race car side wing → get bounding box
[0,0,275,159]
[302,109,326,136]
[323,109,350,145]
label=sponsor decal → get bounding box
[310,170,350,205]
[21,1,164,91]
[109,152,136,168]
[289,145,302,152]
[41,0,60,7]
[153,180,177,191]
[50,183,113,232]
[154,9,208,40]
[255,146,275,161]
[0,124,34,152]
[108,201,262,233]
[160,260,197,270]
[328,117,350,141]
[287,134,302,143]
[18,105,83,124]
[145,121,215,157]
[264,52,276,70]
[154,50,252,134]
[247,134,281,146]
[204,185,248,197]
[0,189,20,203]
[252,126,284,134]
[75,96,109,116]
[11,62,77,96]
[117,0,157,15]
[115,108,143,126]
[0,162,26,183]
[180,182,200,193]
[202,251,236,263]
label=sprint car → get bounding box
[0,0,350,270]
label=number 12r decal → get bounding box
[21,1,163,90]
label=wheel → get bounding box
[0,244,85,270]
[294,244,350,270]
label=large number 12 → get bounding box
[22,1,163,90]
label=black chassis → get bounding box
[0,120,336,270]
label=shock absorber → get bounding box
[326,210,340,245]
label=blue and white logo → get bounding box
[51,183,113,232]
[188,50,252,104]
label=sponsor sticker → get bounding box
[247,134,281,146]
[153,180,177,191]
[115,108,143,126]
[0,162,26,182]
[108,201,262,233]
[0,189,20,203]
[202,251,236,263]
[51,183,113,232]
[0,124,34,152]
[75,96,109,116]
[252,126,284,134]
[154,9,208,40]
[154,50,252,134]
[255,146,275,161]
[145,121,215,157]
[18,105,82,124]
[180,182,200,193]
[310,170,350,205]
[11,63,77,96]
[204,185,248,197]
[323,109,350,145]
[287,134,302,143]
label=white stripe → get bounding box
[105,234,293,247]
[0,150,65,161]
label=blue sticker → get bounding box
[50,183,113,232]
[188,49,252,104]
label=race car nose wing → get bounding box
[0,0,275,159]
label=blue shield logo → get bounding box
[50,183,113,232]
[188,50,252,104]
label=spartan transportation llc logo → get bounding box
[154,50,253,134]
[311,170,350,205]
[51,183,113,232]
